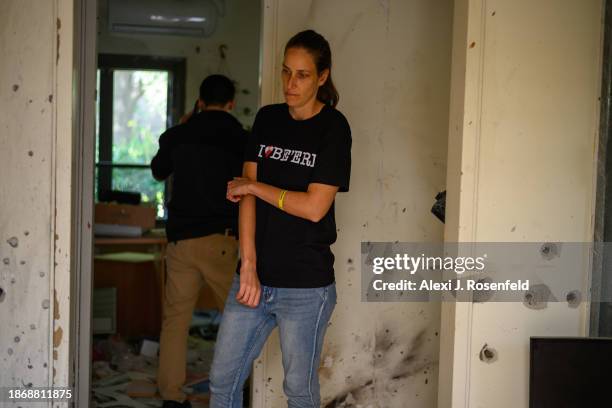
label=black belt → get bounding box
[169,228,236,244]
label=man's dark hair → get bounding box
[199,74,236,106]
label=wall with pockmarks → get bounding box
[0,0,75,404]
[439,1,604,407]
[254,1,453,407]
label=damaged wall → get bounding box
[97,0,261,126]
[0,0,75,401]
[255,1,453,407]
[440,0,604,407]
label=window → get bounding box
[96,54,186,219]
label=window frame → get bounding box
[96,54,186,210]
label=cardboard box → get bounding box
[95,203,156,229]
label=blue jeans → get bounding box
[209,274,337,408]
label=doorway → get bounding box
[73,0,263,406]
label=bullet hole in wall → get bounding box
[523,284,553,310]
[479,344,498,363]
[566,290,581,308]
[472,277,494,303]
[540,242,560,260]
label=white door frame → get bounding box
[71,0,97,406]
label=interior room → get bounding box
[91,0,260,406]
[0,0,609,407]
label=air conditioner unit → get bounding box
[108,0,220,38]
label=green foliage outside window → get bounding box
[96,69,169,218]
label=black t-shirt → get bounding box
[243,103,352,288]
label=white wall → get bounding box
[97,0,261,126]
[0,0,75,400]
[439,1,604,407]
[256,1,453,407]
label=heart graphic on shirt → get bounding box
[264,146,274,158]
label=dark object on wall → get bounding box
[530,337,612,408]
[99,190,141,205]
[431,190,446,223]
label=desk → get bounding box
[94,235,167,336]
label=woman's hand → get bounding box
[237,259,261,308]
[227,177,253,202]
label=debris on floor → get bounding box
[91,314,218,408]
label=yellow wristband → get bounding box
[278,189,288,210]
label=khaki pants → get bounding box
[158,233,238,402]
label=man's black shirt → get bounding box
[151,110,247,242]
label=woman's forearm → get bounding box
[247,181,336,223]
[239,163,258,266]
[239,194,257,264]
[234,162,260,307]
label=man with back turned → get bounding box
[151,74,246,408]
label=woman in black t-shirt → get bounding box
[209,30,351,408]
